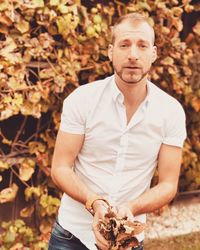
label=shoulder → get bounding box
[64,75,113,102]
[149,81,185,115]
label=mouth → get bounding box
[124,66,141,70]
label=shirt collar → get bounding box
[110,75,152,106]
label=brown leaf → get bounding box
[0,14,12,26]
[191,97,200,112]
[15,18,30,33]
[39,219,52,234]
[193,21,200,36]
[98,209,145,250]
[0,160,10,171]
[20,205,34,218]
[10,243,24,250]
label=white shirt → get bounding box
[58,75,186,250]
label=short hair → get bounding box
[111,13,155,45]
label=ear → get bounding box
[108,44,113,61]
[152,46,157,63]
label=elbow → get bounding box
[50,165,57,185]
[165,183,178,202]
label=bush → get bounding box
[0,0,199,248]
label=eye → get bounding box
[120,44,129,48]
[139,44,148,48]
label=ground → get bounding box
[144,195,200,250]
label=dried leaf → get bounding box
[0,160,10,171]
[0,37,17,56]
[98,209,146,250]
[15,18,30,33]
[19,165,34,181]
[39,219,52,234]
[191,97,200,112]
[32,0,44,8]
[10,243,24,250]
[0,14,12,26]
[49,0,60,6]
[20,205,34,218]
[0,183,19,203]
[24,186,41,201]
[193,21,200,36]
[161,56,174,65]
[0,0,9,11]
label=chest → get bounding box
[82,103,164,161]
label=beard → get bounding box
[114,65,150,84]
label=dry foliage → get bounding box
[0,0,199,248]
[98,209,145,250]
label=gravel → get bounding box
[145,196,200,239]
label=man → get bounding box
[49,13,187,250]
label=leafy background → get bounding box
[0,0,199,249]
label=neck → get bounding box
[114,74,148,106]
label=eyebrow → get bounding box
[118,38,150,44]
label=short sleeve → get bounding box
[163,102,187,148]
[59,87,86,134]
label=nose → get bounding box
[128,45,139,61]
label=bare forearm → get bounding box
[129,182,177,216]
[51,166,94,205]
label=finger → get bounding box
[93,226,110,248]
[94,237,109,250]
[92,220,110,249]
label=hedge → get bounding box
[0,0,199,248]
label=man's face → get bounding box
[108,20,157,85]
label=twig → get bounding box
[11,117,28,152]
[10,166,30,188]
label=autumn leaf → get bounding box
[193,21,200,36]
[32,0,44,8]
[28,141,46,154]
[10,243,24,250]
[184,4,194,13]
[18,158,35,181]
[7,77,27,91]
[0,108,13,121]
[172,7,183,17]
[56,16,70,35]
[2,137,12,145]
[98,208,146,250]
[39,194,60,216]
[39,219,52,234]
[24,186,41,201]
[3,230,16,244]
[49,0,60,6]
[161,56,175,65]
[0,0,9,11]
[0,37,17,56]
[191,97,200,112]
[0,14,12,26]
[15,18,30,33]
[29,91,41,104]
[19,165,35,182]
[20,205,34,218]
[0,160,10,171]
[0,24,8,34]
[0,183,19,204]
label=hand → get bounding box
[92,200,111,250]
[116,202,134,221]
